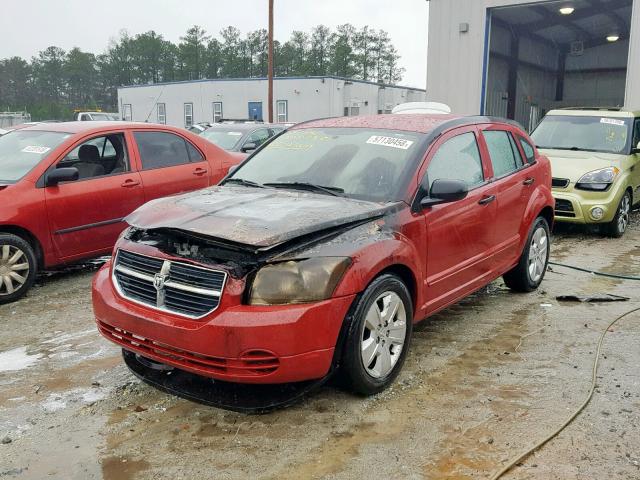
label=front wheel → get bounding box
[0,234,37,305]
[605,191,631,238]
[339,274,413,395]
[503,217,550,293]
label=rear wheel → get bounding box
[605,191,631,238]
[503,217,550,292]
[0,234,37,305]
[339,274,413,395]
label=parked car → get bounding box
[0,121,239,304]
[187,122,213,135]
[93,114,553,397]
[532,108,640,237]
[73,111,120,121]
[199,122,286,154]
[0,128,7,136]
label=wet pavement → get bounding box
[1,219,640,479]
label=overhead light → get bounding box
[559,6,575,15]
[607,34,620,42]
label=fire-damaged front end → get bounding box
[92,186,416,403]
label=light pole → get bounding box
[268,0,274,123]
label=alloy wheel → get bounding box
[527,226,548,283]
[360,291,407,379]
[0,245,30,296]
[617,194,631,234]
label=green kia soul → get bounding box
[531,109,640,237]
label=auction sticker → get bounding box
[228,132,243,136]
[22,146,51,154]
[366,135,414,150]
[600,118,625,126]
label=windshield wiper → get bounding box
[222,178,264,188]
[263,182,345,197]
[538,146,598,152]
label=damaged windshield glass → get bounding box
[228,127,425,202]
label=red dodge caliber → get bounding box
[0,122,237,304]
[93,114,554,398]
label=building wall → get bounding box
[426,0,640,114]
[117,77,426,127]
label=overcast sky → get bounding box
[0,0,429,88]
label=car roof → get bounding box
[293,114,520,134]
[546,108,639,118]
[203,123,284,133]
[16,121,179,134]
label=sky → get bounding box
[0,0,429,88]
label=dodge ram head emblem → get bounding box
[154,261,172,307]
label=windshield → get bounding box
[229,127,425,202]
[0,131,70,183]
[90,113,118,121]
[201,128,245,150]
[531,115,632,155]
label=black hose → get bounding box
[548,261,640,281]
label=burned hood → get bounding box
[126,185,396,248]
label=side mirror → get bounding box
[420,178,468,208]
[241,142,257,153]
[46,167,79,187]
[632,141,640,155]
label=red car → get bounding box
[0,122,238,304]
[93,114,554,401]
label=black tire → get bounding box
[605,191,631,238]
[503,216,550,293]
[339,274,413,395]
[0,234,37,305]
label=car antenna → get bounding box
[144,86,166,123]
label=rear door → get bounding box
[132,130,210,202]
[44,131,144,260]
[419,127,498,312]
[479,127,533,270]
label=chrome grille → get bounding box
[552,178,570,188]
[113,250,227,319]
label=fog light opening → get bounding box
[590,207,605,220]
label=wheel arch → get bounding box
[0,225,44,269]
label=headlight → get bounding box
[576,167,619,191]
[249,257,351,305]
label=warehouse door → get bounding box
[484,0,633,131]
[248,102,263,121]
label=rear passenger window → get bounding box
[186,141,204,162]
[518,137,536,163]
[427,132,484,190]
[134,132,191,169]
[484,130,522,178]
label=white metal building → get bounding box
[426,0,639,130]
[117,76,426,127]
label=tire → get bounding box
[339,274,413,395]
[503,216,550,293]
[0,234,37,305]
[605,191,631,238]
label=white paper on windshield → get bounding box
[366,135,414,150]
[228,132,243,136]
[22,146,51,154]
[600,118,625,126]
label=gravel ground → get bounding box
[1,217,639,480]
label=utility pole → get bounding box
[268,0,274,123]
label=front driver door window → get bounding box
[244,128,271,150]
[421,129,498,313]
[44,132,145,260]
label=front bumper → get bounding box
[552,183,626,224]
[92,263,356,384]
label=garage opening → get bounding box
[483,0,633,131]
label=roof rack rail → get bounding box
[217,118,264,124]
[557,106,622,111]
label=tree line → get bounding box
[0,24,404,121]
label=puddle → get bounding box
[0,346,42,372]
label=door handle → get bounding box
[478,195,496,205]
[523,177,535,186]
[121,179,140,188]
[193,167,208,176]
